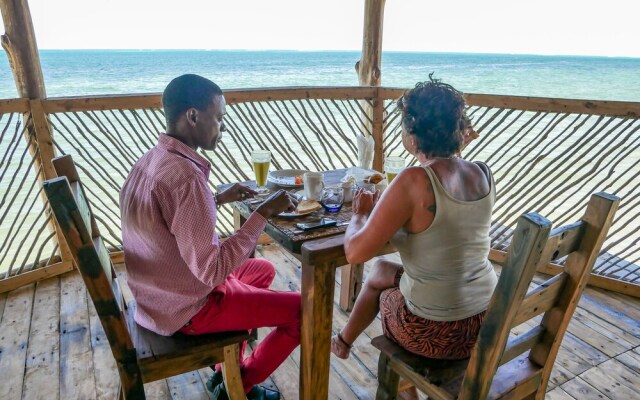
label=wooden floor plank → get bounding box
[166,371,209,400]
[0,283,34,400]
[579,360,640,400]
[566,316,634,358]
[614,348,640,374]
[87,290,119,400]
[561,376,611,400]
[546,386,578,400]
[23,278,61,400]
[571,306,640,349]
[579,290,640,337]
[59,272,97,400]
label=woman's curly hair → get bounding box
[397,74,470,157]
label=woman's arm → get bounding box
[344,168,421,264]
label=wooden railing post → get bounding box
[372,88,385,172]
[356,0,386,171]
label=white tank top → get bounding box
[390,164,498,321]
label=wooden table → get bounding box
[221,168,395,400]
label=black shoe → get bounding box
[210,381,229,400]
[206,369,223,393]
[210,382,281,400]
[246,385,281,400]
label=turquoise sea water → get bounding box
[1,50,640,101]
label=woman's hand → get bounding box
[351,188,380,216]
[217,183,258,204]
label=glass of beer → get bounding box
[384,156,406,184]
[251,150,271,194]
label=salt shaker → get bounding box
[341,182,354,202]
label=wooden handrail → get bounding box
[39,87,640,117]
[40,87,379,113]
[0,98,30,113]
[379,87,640,117]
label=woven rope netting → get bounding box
[49,97,374,247]
[384,101,640,282]
[2,91,638,286]
[0,112,58,278]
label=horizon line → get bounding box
[34,48,640,59]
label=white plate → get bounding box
[268,169,310,188]
[277,209,319,218]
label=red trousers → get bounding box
[179,258,301,392]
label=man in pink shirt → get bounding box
[120,74,299,400]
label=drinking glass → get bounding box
[251,150,271,194]
[320,187,345,213]
[384,156,406,184]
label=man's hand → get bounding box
[255,190,298,219]
[217,183,258,205]
[352,188,379,216]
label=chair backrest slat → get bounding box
[500,325,545,366]
[542,221,584,262]
[45,155,137,366]
[459,212,553,399]
[512,273,566,328]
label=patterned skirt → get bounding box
[379,269,485,360]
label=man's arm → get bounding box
[157,178,267,288]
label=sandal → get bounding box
[331,332,353,359]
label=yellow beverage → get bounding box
[253,161,270,187]
[386,171,398,183]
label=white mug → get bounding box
[303,172,324,201]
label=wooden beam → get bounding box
[0,98,30,113]
[0,0,46,99]
[40,87,378,113]
[489,249,640,298]
[0,261,73,294]
[356,0,386,86]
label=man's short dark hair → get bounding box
[162,74,223,125]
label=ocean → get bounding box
[1,50,640,101]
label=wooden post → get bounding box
[0,0,47,99]
[1,0,74,277]
[356,0,386,171]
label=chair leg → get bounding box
[376,352,400,400]
[222,344,246,400]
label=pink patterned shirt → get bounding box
[120,134,267,335]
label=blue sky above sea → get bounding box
[1,50,640,101]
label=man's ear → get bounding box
[186,108,198,126]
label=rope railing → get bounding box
[0,110,57,278]
[382,93,640,284]
[46,92,374,248]
[0,88,638,294]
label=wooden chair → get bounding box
[372,192,620,400]
[44,155,250,399]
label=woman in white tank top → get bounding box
[332,75,497,362]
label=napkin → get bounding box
[357,135,375,170]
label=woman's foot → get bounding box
[331,332,352,359]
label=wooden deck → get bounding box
[1,244,639,400]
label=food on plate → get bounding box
[342,174,357,185]
[365,173,385,184]
[296,199,322,214]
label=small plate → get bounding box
[268,169,310,188]
[277,209,318,218]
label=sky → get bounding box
[1,0,639,57]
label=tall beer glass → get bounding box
[251,150,271,194]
